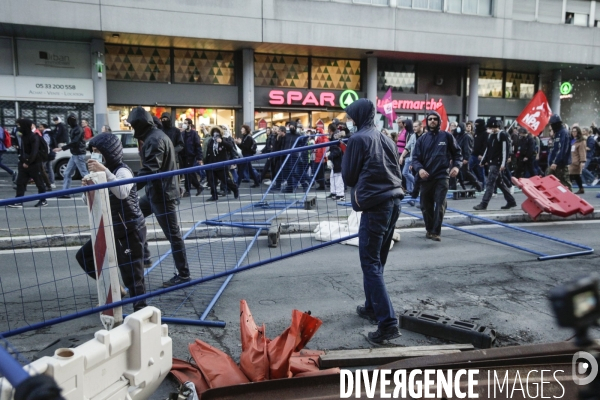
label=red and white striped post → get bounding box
[84,172,123,330]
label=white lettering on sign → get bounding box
[522,104,546,131]
[14,76,94,103]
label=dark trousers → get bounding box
[515,159,536,178]
[140,195,190,277]
[419,178,449,236]
[469,155,485,186]
[260,157,277,182]
[570,174,584,190]
[237,158,260,185]
[481,165,516,207]
[460,163,480,188]
[359,197,401,331]
[76,226,147,311]
[181,158,201,193]
[208,168,238,199]
[16,162,46,201]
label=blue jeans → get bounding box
[62,154,89,189]
[358,197,401,331]
[402,158,414,193]
[469,155,485,186]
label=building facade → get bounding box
[0,0,598,133]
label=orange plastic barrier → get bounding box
[512,175,594,220]
[239,300,270,382]
[189,339,250,388]
[170,357,210,394]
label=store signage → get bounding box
[258,118,267,129]
[376,97,444,111]
[340,90,359,109]
[560,82,573,99]
[269,90,337,107]
[14,76,94,103]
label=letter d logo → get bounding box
[572,351,598,385]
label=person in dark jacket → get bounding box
[260,127,278,183]
[514,127,536,178]
[75,133,147,311]
[454,122,483,191]
[127,107,191,287]
[180,118,204,197]
[473,117,517,210]
[470,118,488,186]
[235,124,261,187]
[279,121,309,192]
[160,112,184,159]
[56,114,89,195]
[547,114,572,191]
[7,119,47,208]
[341,99,403,344]
[204,127,239,201]
[327,126,344,201]
[52,116,69,146]
[412,111,462,241]
[272,126,287,189]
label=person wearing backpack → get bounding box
[7,119,47,208]
[0,126,16,181]
[235,124,260,187]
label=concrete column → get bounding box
[366,57,377,107]
[468,64,479,121]
[242,48,255,131]
[590,1,596,27]
[551,69,561,116]
[91,39,107,130]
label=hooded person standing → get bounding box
[127,107,191,287]
[470,118,488,187]
[55,114,89,197]
[547,114,573,191]
[76,133,147,311]
[341,99,404,344]
[52,116,69,147]
[454,122,483,191]
[160,112,184,157]
[412,111,462,241]
[180,118,204,197]
[235,124,261,187]
[7,118,47,208]
[204,126,239,201]
[473,117,517,210]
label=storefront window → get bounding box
[378,63,415,93]
[254,54,309,88]
[107,105,168,130]
[311,58,361,90]
[467,69,503,98]
[505,72,535,99]
[173,50,235,85]
[105,45,170,82]
[174,108,235,133]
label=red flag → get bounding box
[376,88,397,126]
[516,91,552,136]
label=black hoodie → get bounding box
[62,114,86,155]
[341,98,403,211]
[454,122,474,160]
[128,107,180,202]
[16,118,41,165]
[472,118,488,157]
[160,112,184,155]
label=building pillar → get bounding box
[551,69,561,116]
[468,64,479,121]
[366,57,377,107]
[242,48,255,131]
[91,39,107,130]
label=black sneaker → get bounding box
[327,193,337,199]
[336,196,345,201]
[234,190,239,199]
[34,200,48,207]
[7,203,23,208]
[196,187,204,196]
[163,274,191,287]
[501,202,517,210]
[367,326,402,344]
[58,195,72,199]
[143,259,153,268]
[473,204,487,211]
[182,191,191,198]
[356,306,378,325]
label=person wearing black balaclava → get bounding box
[547,114,572,191]
[412,111,462,241]
[160,112,184,156]
[76,133,147,311]
[55,114,88,197]
[454,122,483,191]
[127,106,191,287]
[204,126,239,201]
[180,118,204,197]
[7,118,47,208]
[470,118,488,187]
[342,98,404,345]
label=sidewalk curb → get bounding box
[2,211,599,250]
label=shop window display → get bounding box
[467,69,503,98]
[173,49,235,85]
[175,108,235,132]
[377,63,415,93]
[311,58,361,90]
[254,54,309,88]
[505,72,535,99]
[105,45,170,82]
[107,106,169,130]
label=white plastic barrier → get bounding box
[313,210,400,248]
[0,307,172,400]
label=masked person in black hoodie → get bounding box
[76,133,147,311]
[547,114,572,191]
[342,99,404,344]
[514,127,536,178]
[160,112,184,157]
[454,122,483,191]
[412,111,462,242]
[473,117,517,210]
[470,118,488,187]
[7,119,47,208]
[204,127,239,201]
[127,107,191,287]
[56,114,89,196]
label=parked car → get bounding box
[53,131,141,180]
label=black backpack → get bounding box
[38,135,50,161]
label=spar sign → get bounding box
[516,91,552,136]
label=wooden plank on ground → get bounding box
[319,344,475,369]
